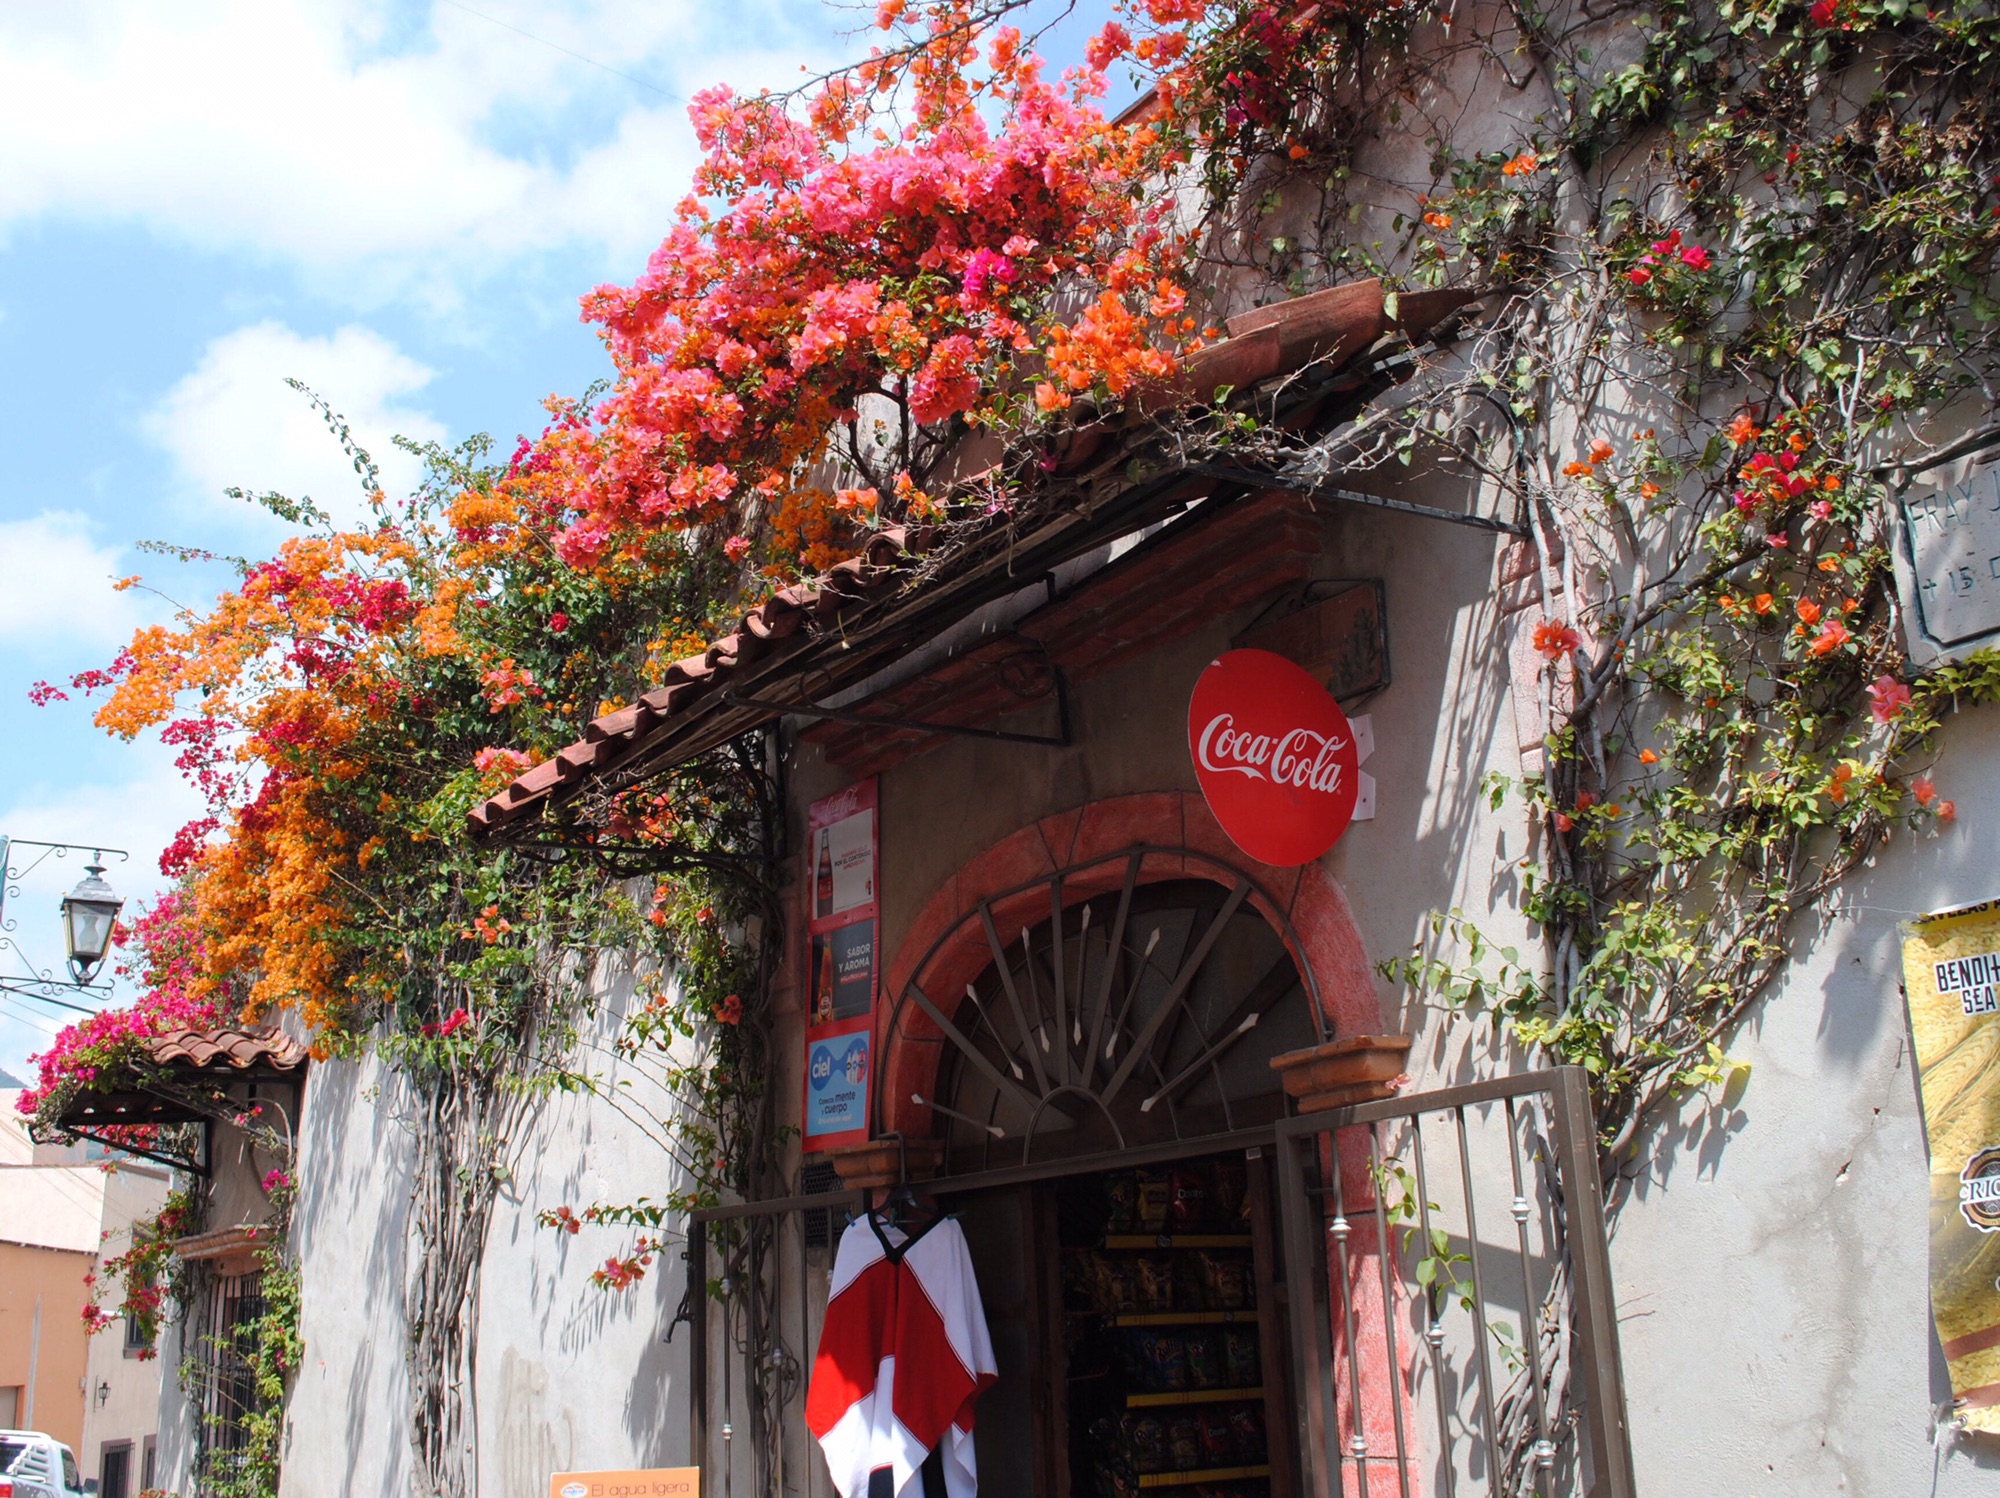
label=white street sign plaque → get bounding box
[1894,457,2000,664]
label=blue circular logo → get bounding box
[810,1044,834,1091]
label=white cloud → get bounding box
[0,511,160,653]
[144,321,448,527]
[0,0,841,297]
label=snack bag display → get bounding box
[1133,1255,1175,1312]
[1128,1415,1168,1473]
[1165,1413,1203,1472]
[1136,1170,1172,1233]
[1220,1327,1261,1387]
[1184,1329,1223,1389]
[1199,1250,1249,1310]
[1105,1173,1140,1235]
[1169,1166,1210,1231]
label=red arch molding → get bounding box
[874,789,1382,1139]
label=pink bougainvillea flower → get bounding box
[723,535,752,563]
[548,612,569,634]
[1868,675,1913,724]
[1627,266,1653,285]
[1085,20,1132,69]
[1914,776,1938,807]
[1678,245,1713,270]
[1939,800,1958,823]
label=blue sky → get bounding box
[0,0,1116,1075]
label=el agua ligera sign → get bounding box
[549,1468,698,1498]
[1902,898,2000,1430]
[1188,649,1363,867]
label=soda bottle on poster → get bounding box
[814,938,835,1024]
[816,828,834,919]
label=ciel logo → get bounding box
[1188,649,1363,866]
[1962,1146,2000,1232]
[810,1046,833,1090]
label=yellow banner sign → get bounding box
[548,1469,699,1498]
[1903,898,2000,1432]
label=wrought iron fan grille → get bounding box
[880,845,1328,1172]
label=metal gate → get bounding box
[689,1067,1636,1498]
[1273,1067,1635,1498]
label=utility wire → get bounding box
[433,0,683,101]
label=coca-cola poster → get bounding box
[805,778,878,1151]
[1189,649,1367,866]
[809,779,878,929]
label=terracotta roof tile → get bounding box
[145,1026,308,1073]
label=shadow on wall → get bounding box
[477,958,693,1492]
[292,1050,416,1498]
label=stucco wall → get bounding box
[267,958,693,1498]
[1605,716,1999,1495]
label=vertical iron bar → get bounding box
[1278,1128,1340,1498]
[1503,1095,1556,1498]
[690,1218,708,1475]
[1049,876,1071,1085]
[1552,1068,1637,1498]
[1408,1117,1459,1498]
[1366,1122,1414,1498]
[1452,1107,1506,1490]
[1082,854,1141,1092]
[1326,1128,1373,1498]
[980,901,1051,1094]
[1072,902,1093,1046]
[1021,927,1052,1060]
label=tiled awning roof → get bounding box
[145,1026,308,1074]
[54,1026,307,1132]
[471,279,1480,836]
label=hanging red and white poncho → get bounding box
[805,1212,998,1498]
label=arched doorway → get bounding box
[873,789,1382,1159]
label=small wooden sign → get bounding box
[549,1468,699,1498]
[1232,581,1388,701]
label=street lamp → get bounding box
[0,836,132,1007]
[61,862,124,984]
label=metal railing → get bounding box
[1274,1067,1635,1498]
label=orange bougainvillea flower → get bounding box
[1727,413,1760,446]
[1562,461,1595,477]
[1914,776,1938,807]
[1532,620,1582,658]
[1752,593,1776,615]
[1795,598,1822,626]
[1588,439,1615,464]
[1639,748,1660,765]
[1501,150,1540,177]
[1808,619,1852,656]
[1939,800,1958,823]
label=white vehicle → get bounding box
[0,1432,91,1498]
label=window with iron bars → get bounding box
[186,1268,266,1482]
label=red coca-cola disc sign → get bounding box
[1188,649,1361,866]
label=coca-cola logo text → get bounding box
[1195,714,1350,794]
